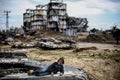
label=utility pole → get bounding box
[4,10,11,30]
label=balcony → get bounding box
[34,17,44,21]
[31,21,43,26]
[49,10,66,16]
[48,16,59,21]
[50,5,66,10]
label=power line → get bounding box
[4,10,11,30]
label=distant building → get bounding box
[23,0,88,36]
[30,5,47,30]
[66,17,88,36]
[47,0,67,32]
[23,5,46,31]
[23,9,33,32]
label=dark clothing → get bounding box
[34,68,50,76]
[34,62,64,76]
[45,62,64,74]
[35,71,49,76]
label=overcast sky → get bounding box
[0,0,120,30]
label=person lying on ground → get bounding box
[34,57,64,76]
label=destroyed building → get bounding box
[23,0,88,36]
[66,17,88,36]
[31,5,47,30]
[47,0,67,32]
[23,5,46,32]
[23,9,33,32]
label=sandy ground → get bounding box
[76,42,120,50]
[0,42,120,80]
[26,43,120,80]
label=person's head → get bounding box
[57,57,64,65]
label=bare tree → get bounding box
[111,25,120,45]
[90,28,99,33]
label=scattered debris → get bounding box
[37,37,62,44]
[2,37,14,45]
[37,37,75,50]
[11,42,37,48]
[0,50,88,80]
[37,42,71,50]
[11,37,75,50]
[5,37,14,42]
[0,50,41,77]
[59,37,76,44]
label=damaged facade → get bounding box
[66,17,88,36]
[30,5,47,30]
[47,0,67,32]
[23,0,88,36]
[23,5,47,32]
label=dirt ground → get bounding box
[26,43,120,80]
[0,42,120,80]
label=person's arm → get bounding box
[49,62,56,76]
[51,72,54,76]
[60,65,64,76]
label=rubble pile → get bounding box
[58,37,76,44]
[11,42,37,48]
[0,50,41,77]
[11,37,75,50]
[36,37,74,50]
[0,50,88,80]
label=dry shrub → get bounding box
[73,46,98,53]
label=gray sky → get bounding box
[0,0,120,30]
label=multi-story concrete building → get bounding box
[47,0,67,32]
[66,17,88,36]
[30,5,47,30]
[23,5,46,31]
[23,9,34,32]
[23,0,88,36]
